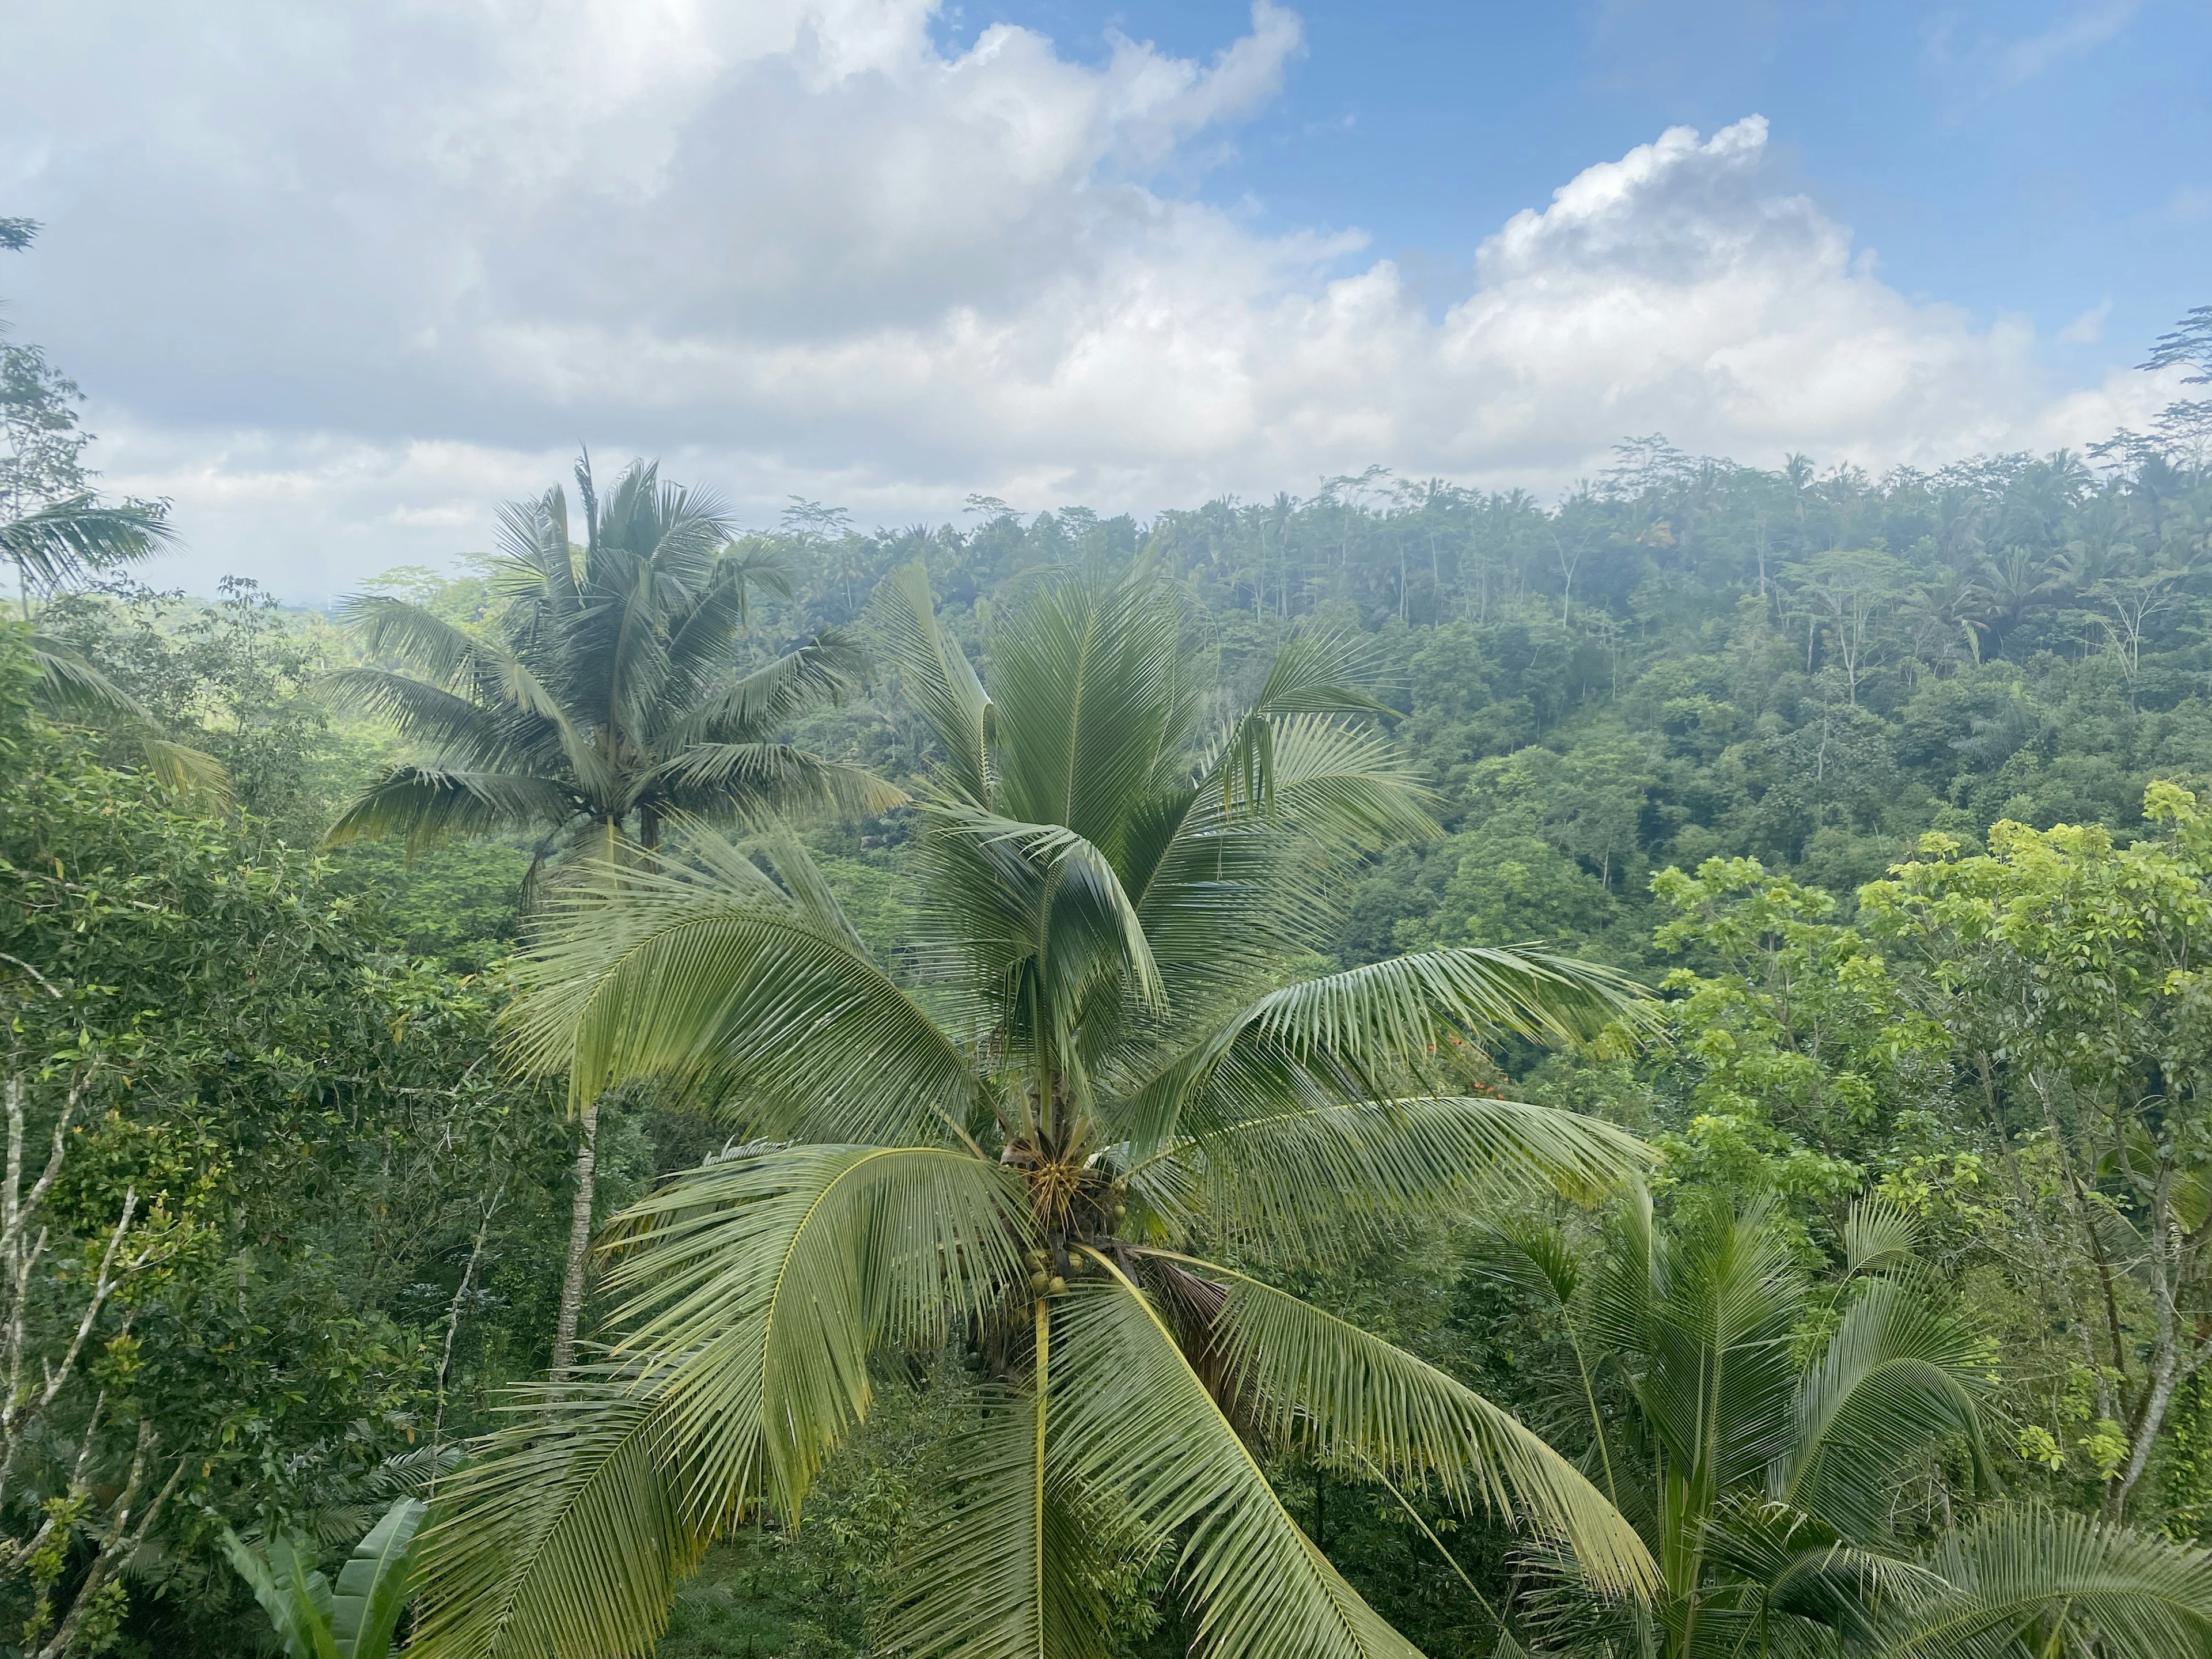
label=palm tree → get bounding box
[321,453,897,871]
[412,561,1665,1658]
[321,453,906,1372]
[1491,1192,2212,1658]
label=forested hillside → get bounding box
[9,295,2212,1653]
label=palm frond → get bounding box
[935,808,1166,1010]
[1177,1252,1657,1599]
[652,743,907,822]
[983,572,1189,846]
[411,1363,696,1659]
[322,764,578,855]
[1129,1095,1648,1262]
[1053,1259,1424,1659]
[1876,1504,2212,1659]
[1777,1278,1988,1540]
[870,562,993,804]
[672,630,872,745]
[510,830,985,1144]
[335,594,490,685]
[1586,1196,1805,1499]
[138,736,237,809]
[597,1144,1029,1510]
[1119,946,1652,1149]
[1842,1195,1925,1279]
[880,1390,1112,1659]
[418,1143,1028,1659]
[0,493,174,592]
[29,632,146,717]
[316,667,505,762]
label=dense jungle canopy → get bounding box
[8,257,2212,1656]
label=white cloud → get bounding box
[1994,0,2138,88]
[2058,297,2113,344]
[0,2,2170,600]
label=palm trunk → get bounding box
[550,1099,600,1378]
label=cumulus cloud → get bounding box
[0,1,2172,597]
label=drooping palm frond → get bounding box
[316,667,508,764]
[1173,1252,1658,1599]
[1112,946,1654,1156]
[1,493,175,592]
[30,634,237,808]
[1127,1095,1649,1262]
[879,1391,1115,1659]
[650,742,907,823]
[321,764,581,855]
[668,628,871,745]
[926,808,1168,1016]
[509,831,986,1143]
[335,594,494,688]
[1054,1259,1424,1659]
[595,1145,1029,1508]
[138,736,237,808]
[416,1144,1028,1659]
[1874,1505,2212,1659]
[29,631,143,715]
[411,1362,695,1659]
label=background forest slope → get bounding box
[13,306,2212,1651]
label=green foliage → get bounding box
[414,562,1660,1659]
[0,723,575,1654]
[222,1496,426,1659]
[319,452,896,873]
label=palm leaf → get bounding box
[28,631,145,716]
[411,1363,696,1659]
[1172,1251,1657,1598]
[139,736,237,808]
[870,562,993,804]
[1777,1277,1988,1540]
[670,630,872,744]
[418,1144,1027,1659]
[316,667,506,763]
[1127,1094,1647,1262]
[880,1388,1113,1659]
[510,830,986,1143]
[1054,1258,1424,1659]
[651,743,907,821]
[0,493,174,591]
[321,764,578,854]
[1876,1504,2212,1659]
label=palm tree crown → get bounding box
[321,452,901,877]
[1497,1193,2212,1659]
[414,561,1668,1658]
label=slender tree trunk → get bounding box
[551,1099,600,1378]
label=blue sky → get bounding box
[3,0,2206,597]
[949,0,2210,362]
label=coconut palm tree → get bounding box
[1490,1192,2212,1658]
[321,453,899,873]
[321,452,906,1370]
[411,560,1666,1658]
